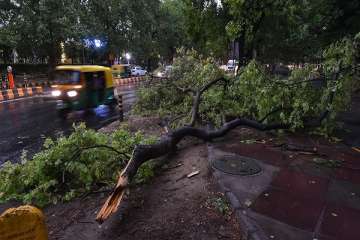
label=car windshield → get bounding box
[227,60,237,66]
[54,70,81,84]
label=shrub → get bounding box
[0,124,155,206]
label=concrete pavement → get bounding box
[208,128,360,240]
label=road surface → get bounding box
[0,85,137,165]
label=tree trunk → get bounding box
[236,32,246,66]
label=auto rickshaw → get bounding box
[51,65,117,116]
[111,64,131,78]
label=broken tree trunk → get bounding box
[96,118,288,223]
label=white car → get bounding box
[226,60,238,72]
[131,66,147,76]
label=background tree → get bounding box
[224,0,360,64]
[0,0,19,63]
[182,0,230,60]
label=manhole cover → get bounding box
[212,155,262,176]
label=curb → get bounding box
[0,86,44,102]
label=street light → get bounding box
[125,53,131,64]
[94,39,101,48]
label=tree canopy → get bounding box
[0,0,359,66]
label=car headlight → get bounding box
[51,90,61,97]
[67,90,78,97]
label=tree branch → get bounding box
[172,84,196,95]
[200,77,227,94]
[189,77,229,126]
[260,107,292,123]
[80,145,131,159]
[189,91,201,126]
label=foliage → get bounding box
[135,33,359,133]
[1,0,359,65]
[0,0,188,66]
[0,124,156,206]
[134,161,156,184]
[223,0,360,63]
[182,0,230,59]
[134,49,225,126]
[237,34,358,133]
[205,195,231,215]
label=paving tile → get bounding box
[251,188,324,231]
[320,204,360,240]
[216,159,279,207]
[218,143,290,167]
[326,180,360,210]
[341,153,360,169]
[313,234,336,240]
[271,169,329,201]
[334,168,360,185]
[317,146,360,168]
[247,211,314,240]
[289,155,335,179]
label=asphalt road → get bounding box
[0,85,137,165]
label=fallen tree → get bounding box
[97,35,360,222]
[96,78,338,223]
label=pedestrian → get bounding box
[7,66,15,89]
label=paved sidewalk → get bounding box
[208,128,360,240]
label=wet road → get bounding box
[0,85,137,165]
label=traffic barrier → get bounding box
[0,86,44,102]
[14,80,53,89]
[0,205,48,240]
[114,76,145,85]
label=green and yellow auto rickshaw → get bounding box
[51,65,117,116]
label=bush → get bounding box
[0,124,155,206]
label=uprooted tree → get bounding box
[96,35,360,223]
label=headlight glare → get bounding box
[67,90,78,97]
[51,90,61,97]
